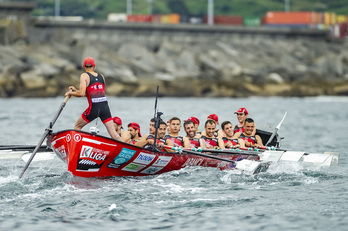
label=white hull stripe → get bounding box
[82,137,117,147]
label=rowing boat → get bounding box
[47,129,270,177]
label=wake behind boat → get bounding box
[47,129,267,177]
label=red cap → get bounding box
[83,57,95,67]
[186,117,200,125]
[128,122,141,137]
[234,107,248,115]
[113,116,123,129]
[207,114,219,124]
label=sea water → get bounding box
[0,96,347,231]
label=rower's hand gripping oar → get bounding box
[265,111,287,147]
[18,95,70,179]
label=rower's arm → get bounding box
[232,132,241,139]
[133,135,149,147]
[217,130,225,138]
[121,131,131,143]
[238,139,246,148]
[65,73,88,97]
[218,137,225,150]
[164,139,175,152]
[255,135,264,146]
[183,137,190,148]
[199,139,206,148]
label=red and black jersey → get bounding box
[86,73,107,104]
[144,135,166,150]
[188,138,201,148]
[239,133,256,145]
[201,135,219,147]
[131,139,140,145]
[222,137,238,146]
[164,135,184,147]
[234,126,244,134]
[81,72,112,123]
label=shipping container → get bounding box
[160,15,169,23]
[265,12,317,24]
[318,13,325,24]
[336,15,347,23]
[203,15,243,25]
[244,17,261,26]
[127,15,153,23]
[169,14,180,24]
[108,13,127,22]
[324,12,336,25]
[152,15,161,23]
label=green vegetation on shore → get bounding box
[13,0,348,19]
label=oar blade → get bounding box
[235,159,270,174]
[18,131,49,179]
[259,150,285,162]
[302,152,339,166]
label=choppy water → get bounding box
[0,96,347,231]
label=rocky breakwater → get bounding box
[0,35,348,98]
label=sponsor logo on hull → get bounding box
[122,152,156,172]
[76,145,110,172]
[141,156,172,174]
[182,158,204,167]
[107,148,136,169]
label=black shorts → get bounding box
[82,101,112,123]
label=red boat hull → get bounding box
[48,130,260,177]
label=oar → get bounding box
[18,95,70,179]
[187,147,259,156]
[265,111,287,146]
[0,145,49,151]
[163,145,269,174]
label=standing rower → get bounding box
[65,57,121,141]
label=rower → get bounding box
[221,121,245,149]
[113,116,131,143]
[201,114,224,138]
[185,117,201,135]
[235,118,263,148]
[133,118,156,147]
[134,119,173,151]
[184,120,204,148]
[64,57,121,141]
[233,107,255,135]
[201,119,224,149]
[149,118,156,135]
[128,122,142,145]
[144,120,174,151]
[165,117,190,148]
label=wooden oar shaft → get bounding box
[163,145,236,163]
[197,147,259,156]
[18,95,70,179]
